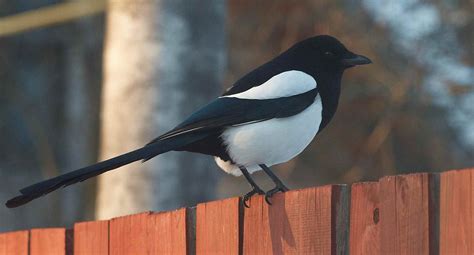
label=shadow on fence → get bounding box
[0,168,473,254]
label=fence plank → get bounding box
[440,169,474,254]
[196,197,240,255]
[30,228,66,255]
[0,230,28,255]
[243,185,348,255]
[109,212,150,254]
[148,208,188,254]
[109,209,188,255]
[379,173,438,255]
[350,182,380,255]
[74,220,109,255]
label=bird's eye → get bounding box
[324,51,335,57]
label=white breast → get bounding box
[216,94,323,176]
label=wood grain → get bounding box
[379,173,438,255]
[243,185,348,255]
[74,220,109,255]
[349,182,380,255]
[440,168,474,254]
[30,228,66,255]
[0,230,28,255]
[196,197,240,255]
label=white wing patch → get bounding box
[223,70,317,100]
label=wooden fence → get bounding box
[1,167,473,254]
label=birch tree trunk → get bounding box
[96,0,226,219]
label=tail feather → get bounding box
[6,132,208,208]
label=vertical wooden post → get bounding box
[440,169,474,254]
[30,228,66,255]
[349,182,380,254]
[196,197,241,255]
[74,220,109,255]
[243,185,348,255]
[379,173,438,254]
[0,231,28,255]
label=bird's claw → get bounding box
[242,187,265,208]
[264,184,289,205]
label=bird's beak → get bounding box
[341,53,372,67]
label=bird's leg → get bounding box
[259,164,289,205]
[239,166,264,208]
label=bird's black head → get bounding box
[282,35,371,130]
[289,35,372,73]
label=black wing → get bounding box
[148,88,318,144]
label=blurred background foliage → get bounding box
[0,0,472,231]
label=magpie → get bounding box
[5,35,371,208]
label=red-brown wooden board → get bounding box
[349,182,380,254]
[379,173,438,254]
[243,185,348,255]
[196,197,240,255]
[109,209,188,255]
[74,220,109,255]
[0,230,28,255]
[109,212,150,254]
[147,208,188,254]
[440,168,474,254]
[30,228,66,255]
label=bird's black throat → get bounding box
[317,71,343,132]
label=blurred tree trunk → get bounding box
[96,0,226,219]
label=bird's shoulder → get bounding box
[223,56,316,97]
